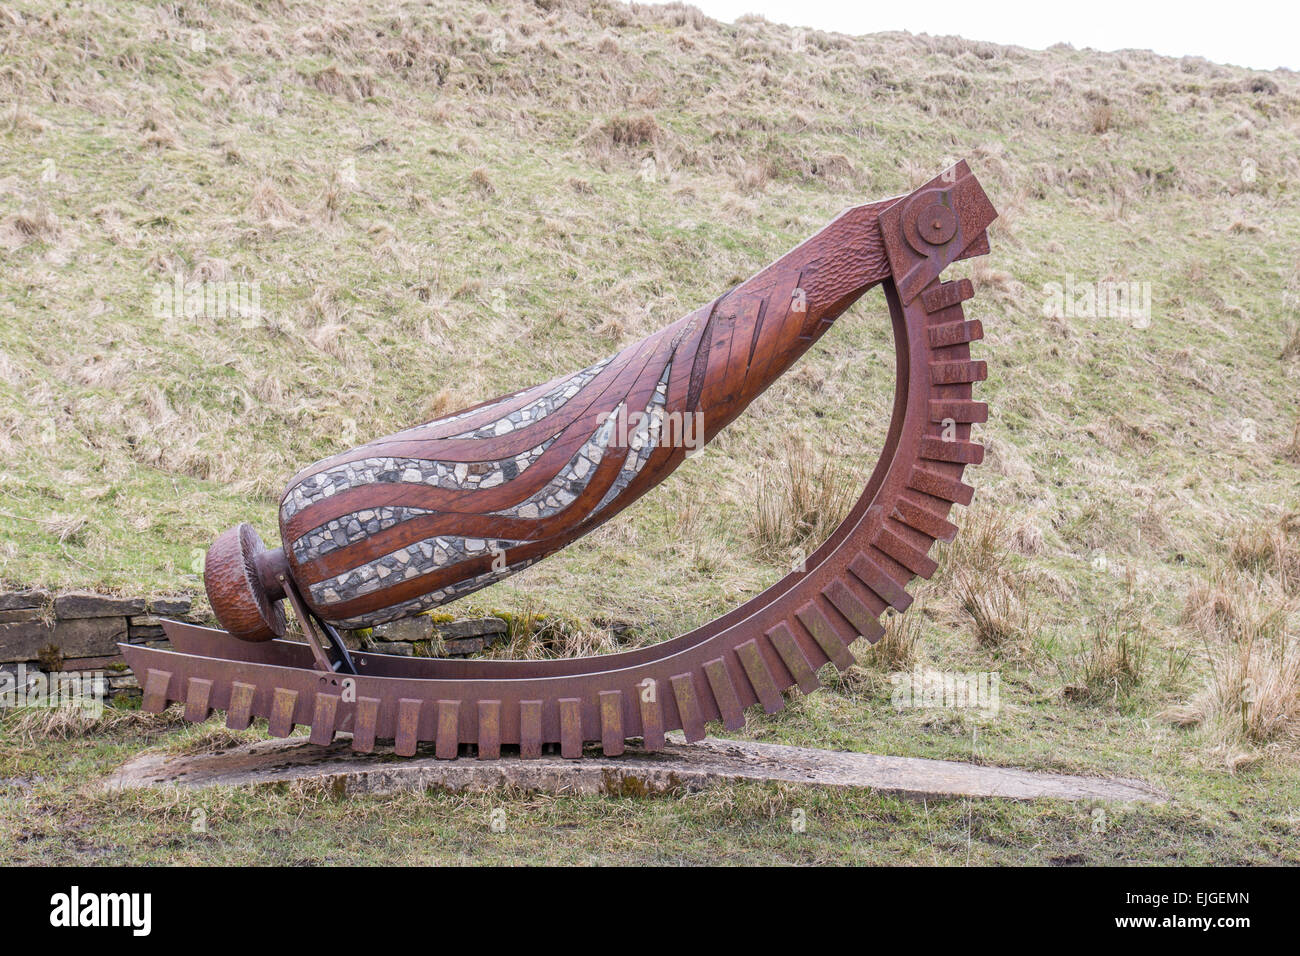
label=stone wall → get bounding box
[0,588,512,703]
[367,615,509,657]
[0,589,202,701]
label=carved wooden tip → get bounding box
[204,523,286,642]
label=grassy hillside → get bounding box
[1,0,1298,864]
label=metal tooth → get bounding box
[227,681,256,730]
[141,669,172,713]
[930,360,987,385]
[703,658,745,731]
[893,498,959,542]
[268,687,299,738]
[352,696,379,753]
[800,595,867,665]
[876,527,940,578]
[519,700,543,759]
[310,693,340,746]
[477,700,501,760]
[558,698,583,759]
[921,277,974,313]
[436,700,460,760]
[735,639,784,714]
[395,698,422,757]
[908,465,975,506]
[766,622,819,694]
[921,437,984,464]
[670,673,706,743]
[598,690,624,756]
[184,677,213,723]
[638,680,665,751]
[847,552,913,612]
[928,399,988,423]
[928,319,983,348]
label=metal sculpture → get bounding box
[121,162,997,759]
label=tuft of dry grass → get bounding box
[1281,322,1300,361]
[2,703,188,742]
[164,723,264,755]
[478,602,620,660]
[248,178,300,223]
[1183,565,1289,641]
[1167,629,1300,769]
[4,205,60,246]
[39,512,87,546]
[602,113,661,147]
[1171,563,1300,766]
[469,166,494,194]
[1227,513,1300,595]
[1284,420,1300,464]
[870,604,924,672]
[934,506,1045,653]
[956,569,1029,649]
[310,65,376,102]
[1061,609,1151,705]
[1088,103,1113,134]
[937,506,1013,580]
[749,439,857,561]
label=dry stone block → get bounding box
[147,596,192,617]
[371,641,417,657]
[0,608,44,625]
[0,589,50,612]
[108,674,141,693]
[432,617,507,640]
[23,617,129,659]
[129,624,166,642]
[372,617,433,643]
[443,637,487,656]
[61,654,130,673]
[0,619,54,662]
[54,592,146,619]
[60,617,129,657]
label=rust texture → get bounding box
[121,161,997,759]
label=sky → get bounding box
[664,0,1297,71]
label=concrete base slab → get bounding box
[104,734,1166,803]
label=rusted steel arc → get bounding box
[120,160,996,756]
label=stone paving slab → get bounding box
[104,734,1167,803]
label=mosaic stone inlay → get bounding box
[447,355,614,440]
[281,438,556,522]
[489,405,622,519]
[309,535,522,607]
[333,558,540,629]
[590,361,671,518]
[289,506,435,564]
